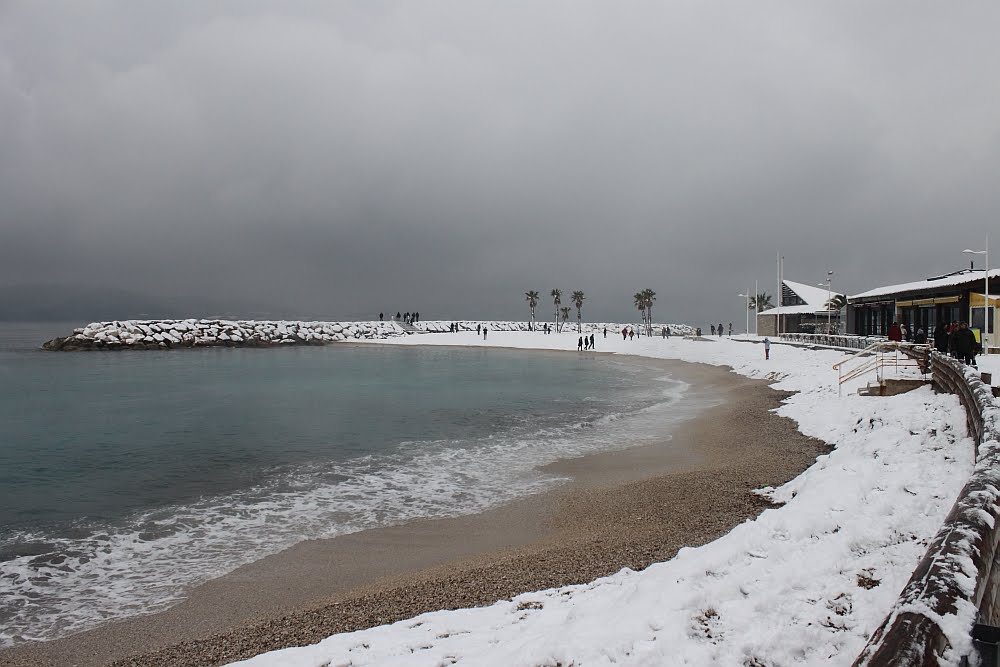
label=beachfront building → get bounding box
[757,279,844,336]
[847,268,1000,350]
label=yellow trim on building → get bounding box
[970,293,1000,307]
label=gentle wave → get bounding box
[0,375,697,648]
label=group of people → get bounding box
[887,320,980,366]
[709,323,733,336]
[578,334,596,350]
[378,312,421,324]
[934,321,980,365]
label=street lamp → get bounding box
[964,236,990,355]
[818,270,834,334]
[738,291,750,334]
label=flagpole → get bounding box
[776,252,781,336]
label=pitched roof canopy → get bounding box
[760,279,844,316]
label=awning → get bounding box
[970,293,1000,307]
[896,296,959,307]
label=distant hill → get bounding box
[0,284,273,322]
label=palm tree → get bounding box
[825,294,847,311]
[634,292,646,332]
[551,289,563,332]
[560,306,571,331]
[571,291,585,333]
[749,293,773,312]
[824,294,847,334]
[641,288,656,336]
[525,290,539,330]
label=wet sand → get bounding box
[0,359,828,667]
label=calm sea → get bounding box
[0,322,702,647]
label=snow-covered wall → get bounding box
[41,320,694,351]
[854,352,1000,666]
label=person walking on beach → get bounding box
[711,325,716,336]
[661,326,667,338]
[622,327,628,340]
[763,337,771,360]
[477,324,481,335]
[590,334,595,350]
[629,328,635,340]
[603,327,607,338]
[578,336,584,350]
[483,326,488,340]
[718,323,724,337]
[728,322,733,336]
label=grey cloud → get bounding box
[2,1,999,325]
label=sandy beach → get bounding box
[0,358,828,667]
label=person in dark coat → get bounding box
[948,321,960,356]
[914,328,927,344]
[934,322,948,352]
[578,336,584,350]
[952,322,978,365]
[887,322,903,342]
[589,333,595,349]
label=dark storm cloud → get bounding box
[2,1,999,325]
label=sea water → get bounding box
[0,322,703,647]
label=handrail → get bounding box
[832,341,884,371]
[832,342,930,395]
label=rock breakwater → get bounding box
[41,319,694,351]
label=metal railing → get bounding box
[780,333,887,350]
[831,342,930,395]
[853,351,1000,666]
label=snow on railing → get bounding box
[779,333,887,350]
[854,351,1000,666]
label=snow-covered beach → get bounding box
[5,328,977,667]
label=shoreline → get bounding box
[0,357,827,667]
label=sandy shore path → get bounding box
[1,359,827,667]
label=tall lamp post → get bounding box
[754,279,758,335]
[818,270,834,334]
[964,236,990,355]
[738,291,750,334]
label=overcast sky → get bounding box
[2,1,999,324]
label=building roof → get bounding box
[759,279,844,317]
[850,269,1000,300]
